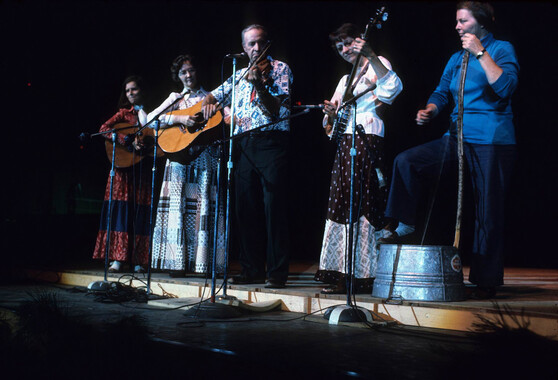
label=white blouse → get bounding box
[324,56,403,137]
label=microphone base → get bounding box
[324,305,373,325]
[87,281,113,292]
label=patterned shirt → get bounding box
[211,56,293,135]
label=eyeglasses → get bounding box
[335,38,355,52]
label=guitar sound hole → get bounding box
[187,122,205,133]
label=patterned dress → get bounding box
[93,107,151,266]
[315,58,402,287]
[150,89,225,273]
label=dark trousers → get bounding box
[234,131,290,282]
[385,135,517,287]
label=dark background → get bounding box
[1,0,556,271]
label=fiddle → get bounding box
[254,57,272,85]
[246,54,280,114]
[247,40,273,85]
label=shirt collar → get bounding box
[480,33,495,47]
[184,87,204,95]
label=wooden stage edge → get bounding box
[26,265,558,341]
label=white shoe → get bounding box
[108,261,121,272]
[376,228,398,245]
[134,265,146,273]
[395,222,415,237]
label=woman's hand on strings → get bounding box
[201,94,219,120]
[322,99,339,120]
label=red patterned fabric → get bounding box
[94,231,150,265]
[99,106,138,146]
[92,107,152,267]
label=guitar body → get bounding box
[105,123,161,168]
[330,104,352,143]
[158,100,223,153]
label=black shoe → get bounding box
[466,286,497,300]
[356,283,373,294]
[169,270,186,278]
[265,279,286,289]
[230,274,266,285]
[320,283,347,294]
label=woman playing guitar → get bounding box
[92,76,152,273]
[148,55,225,277]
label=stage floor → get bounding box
[2,261,558,378]
[23,261,558,340]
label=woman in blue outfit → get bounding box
[381,2,519,299]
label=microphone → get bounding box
[78,132,90,142]
[293,104,325,110]
[225,52,247,59]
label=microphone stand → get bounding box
[119,94,187,296]
[213,109,311,143]
[325,100,373,325]
[99,132,118,290]
[127,92,188,141]
[188,48,274,314]
[210,143,223,303]
[183,50,312,318]
[85,129,122,291]
[185,108,314,318]
[182,55,242,319]
[220,55,239,303]
[145,119,160,295]
[83,94,187,294]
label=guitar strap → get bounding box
[347,61,370,96]
[182,90,192,106]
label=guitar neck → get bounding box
[341,7,386,102]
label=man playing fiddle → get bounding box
[202,24,293,288]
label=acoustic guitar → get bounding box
[105,123,162,168]
[158,99,223,153]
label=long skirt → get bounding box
[151,149,225,273]
[315,134,387,286]
[93,162,152,266]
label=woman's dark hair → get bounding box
[329,23,360,53]
[457,1,495,31]
[118,75,144,109]
[170,54,195,83]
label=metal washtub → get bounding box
[372,244,466,302]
